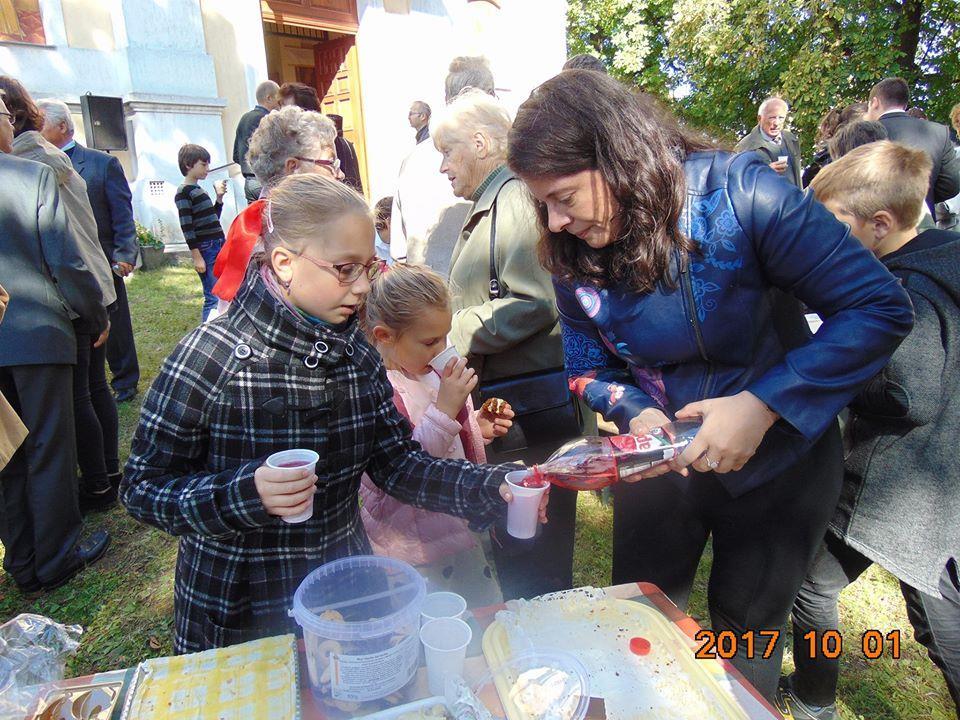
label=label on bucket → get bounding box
[330,633,419,702]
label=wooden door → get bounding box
[319,44,368,197]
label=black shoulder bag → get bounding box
[476,197,586,455]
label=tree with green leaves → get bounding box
[567,0,960,159]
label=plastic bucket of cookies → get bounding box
[290,555,426,717]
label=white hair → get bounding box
[37,98,75,132]
[758,97,788,116]
[431,89,512,161]
[247,106,336,187]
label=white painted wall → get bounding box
[0,0,265,245]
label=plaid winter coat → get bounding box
[122,270,509,654]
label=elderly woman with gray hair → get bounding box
[213,106,342,301]
[432,89,590,599]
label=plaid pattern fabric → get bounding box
[122,270,509,654]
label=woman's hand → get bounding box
[254,464,317,518]
[622,407,682,481]
[436,357,477,419]
[191,249,206,275]
[93,319,111,348]
[499,481,550,524]
[0,283,8,324]
[478,400,514,440]
[673,391,779,474]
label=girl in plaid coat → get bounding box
[122,175,533,654]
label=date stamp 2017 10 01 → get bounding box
[694,629,902,661]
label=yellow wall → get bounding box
[61,0,115,51]
[199,0,269,178]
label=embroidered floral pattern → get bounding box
[561,323,607,375]
[630,366,669,408]
[607,384,625,405]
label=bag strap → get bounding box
[488,199,501,300]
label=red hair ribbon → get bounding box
[213,199,266,302]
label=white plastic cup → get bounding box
[504,470,548,539]
[428,345,462,373]
[421,591,467,624]
[265,449,319,524]
[778,154,788,164]
[420,617,472,696]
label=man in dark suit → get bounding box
[233,80,279,203]
[0,97,111,592]
[327,113,363,194]
[865,77,960,212]
[736,96,803,187]
[38,98,140,402]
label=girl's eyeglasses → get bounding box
[297,253,385,284]
[295,156,341,173]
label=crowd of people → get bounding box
[1,52,959,720]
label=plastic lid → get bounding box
[289,555,425,641]
[473,650,591,720]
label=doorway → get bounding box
[261,2,368,195]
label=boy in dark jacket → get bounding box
[176,144,227,322]
[780,141,960,719]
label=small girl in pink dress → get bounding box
[361,264,514,606]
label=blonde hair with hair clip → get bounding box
[811,141,931,230]
[260,173,372,260]
[363,264,450,339]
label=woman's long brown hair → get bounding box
[507,70,714,293]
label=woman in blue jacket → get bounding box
[507,70,914,700]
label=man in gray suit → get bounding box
[736,97,803,187]
[865,77,960,213]
[39,99,140,401]
[0,95,111,592]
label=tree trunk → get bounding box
[897,0,923,79]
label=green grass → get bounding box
[1,264,954,717]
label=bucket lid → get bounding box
[290,555,426,641]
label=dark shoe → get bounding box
[108,472,123,496]
[79,484,118,514]
[13,577,41,593]
[775,675,838,720]
[40,530,111,592]
[114,387,137,403]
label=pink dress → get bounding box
[360,369,487,565]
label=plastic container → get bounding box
[472,651,591,720]
[290,556,426,717]
[265,449,319,523]
[428,345,462,373]
[504,470,548,539]
[530,422,701,491]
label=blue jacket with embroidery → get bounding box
[556,151,914,497]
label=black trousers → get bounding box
[486,438,579,600]
[105,274,139,393]
[791,532,960,714]
[611,424,843,701]
[74,332,120,489]
[0,364,83,586]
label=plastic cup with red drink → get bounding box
[265,449,319,524]
[504,470,548,539]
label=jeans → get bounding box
[196,238,223,323]
[610,424,843,701]
[73,331,120,491]
[791,532,960,714]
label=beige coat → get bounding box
[11,131,116,308]
[0,283,27,470]
[448,166,562,381]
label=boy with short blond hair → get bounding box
[780,140,960,719]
